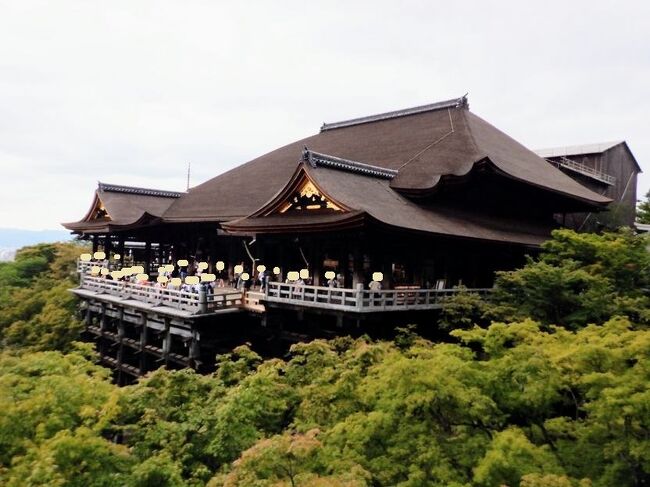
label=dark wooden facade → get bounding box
[536,141,641,231]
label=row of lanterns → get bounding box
[81,252,384,284]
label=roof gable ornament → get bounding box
[279,179,343,213]
[87,196,111,222]
[248,165,351,218]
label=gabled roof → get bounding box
[163,96,610,223]
[534,140,642,173]
[62,182,182,234]
[223,160,552,246]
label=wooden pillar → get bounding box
[84,305,92,327]
[118,237,125,261]
[162,317,171,367]
[352,240,364,288]
[104,234,113,257]
[138,312,148,375]
[143,239,151,274]
[310,238,322,286]
[92,235,99,254]
[99,303,108,357]
[157,243,164,268]
[116,307,125,383]
[198,288,208,314]
[189,327,200,370]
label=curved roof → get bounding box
[163,96,610,223]
[63,182,182,234]
[223,162,552,246]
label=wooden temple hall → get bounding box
[63,95,618,380]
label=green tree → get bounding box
[101,368,223,485]
[0,242,87,352]
[473,427,565,486]
[489,229,650,328]
[0,344,114,467]
[4,428,132,487]
[637,189,650,224]
[210,429,369,487]
[439,287,490,330]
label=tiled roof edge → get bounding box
[98,182,183,198]
[302,148,398,180]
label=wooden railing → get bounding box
[265,282,491,312]
[77,264,490,314]
[80,275,242,313]
[549,156,616,186]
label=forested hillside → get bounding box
[0,230,648,487]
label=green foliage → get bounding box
[4,427,133,487]
[473,427,564,486]
[489,229,650,328]
[1,234,649,486]
[0,242,87,352]
[637,189,650,224]
[1,321,649,486]
[0,345,114,468]
[439,287,490,330]
[211,429,369,487]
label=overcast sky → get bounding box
[1,0,648,230]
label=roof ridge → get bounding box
[302,148,398,180]
[320,95,469,132]
[98,182,183,198]
[534,140,624,157]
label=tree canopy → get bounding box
[1,318,648,486]
[638,190,650,224]
[1,233,648,486]
[0,242,86,352]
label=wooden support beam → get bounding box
[189,327,200,370]
[116,307,125,385]
[162,317,171,367]
[138,312,148,375]
[144,240,151,274]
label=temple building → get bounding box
[63,95,637,381]
[535,141,641,231]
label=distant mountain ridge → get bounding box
[0,228,72,261]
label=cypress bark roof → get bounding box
[162,96,610,223]
[223,163,552,246]
[62,182,182,233]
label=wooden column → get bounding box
[116,307,125,384]
[104,234,113,257]
[189,327,200,370]
[352,240,365,288]
[157,243,164,269]
[162,317,171,367]
[138,312,148,375]
[99,303,108,357]
[310,238,322,286]
[118,237,125,261]
[144,240,151,274]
